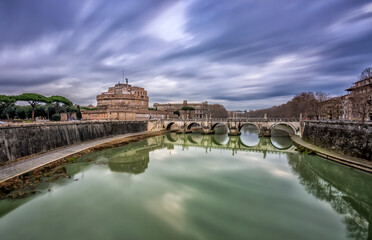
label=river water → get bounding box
[0,127,371,240]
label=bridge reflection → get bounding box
[79,133,297,177]
[165,132,295,152]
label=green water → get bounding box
[0,130,371,240]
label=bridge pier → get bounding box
[202,128,215,134]
[228,127,241,136]
[176,129,190,134]
[259,127,271,137]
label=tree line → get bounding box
[0,93,82,121]
[246,91,329,119]
[247,67,372,121]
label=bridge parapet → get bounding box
[174,118,300,122]
[160,118,302,136]
[227,118,300,122]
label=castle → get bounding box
[82,83,151,120]
[81,78,229,120]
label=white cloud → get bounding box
[146,189,193,232]
[144,1,194,43]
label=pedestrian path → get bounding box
[0,131,153,183]
[291,135,372,173]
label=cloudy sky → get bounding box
[0,0,371,110]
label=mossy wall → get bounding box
[303,121,372,160]
[0,121,147,163]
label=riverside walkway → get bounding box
[0,131,160,183]
[291,135,372,173]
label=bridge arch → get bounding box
[187,122,201,130]
[238,123,260,132]
[211,122,227,130]
[211,123,229,133]
[166,122,179,131]
[270,123,296,135]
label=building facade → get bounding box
[320,76,372,121]
[318,97,343,120]
[345,76,372,121]
[153,100,228,119]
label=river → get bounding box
[0,126,371,240]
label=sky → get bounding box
[0,0,371,110]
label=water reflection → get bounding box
[78,133,295,175]
[187,133,203,144]
[86,134,370,239]
[270,136,293,150]
[288,154,372,239]
[78,139,163,174]
[271,125,294,136]
[166,133,295,155]
[1,133,371,240]
[166,132,179,142]
[211,134,229,145]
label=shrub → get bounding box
[51,114,61,121]
[181,106,195,111]
[76,110,82,120]
[15,105,31,119]
[80,107,97,111]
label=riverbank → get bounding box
[291,135,372,173]
[0,131,165,198]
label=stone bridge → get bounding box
[158,118,303,137]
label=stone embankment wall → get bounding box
[302,121,372,160]
[0,121,147,164]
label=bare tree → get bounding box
[207,104,228,118]
[314,91,330,119]
[360,67,372,80]
[315,91,329,102]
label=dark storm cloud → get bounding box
[0,74,62,87]
[0,0,371,109]
[0,1,81,46]
[166,0,367,68]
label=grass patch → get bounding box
[295,145,316,155]
[81,107,97,111]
